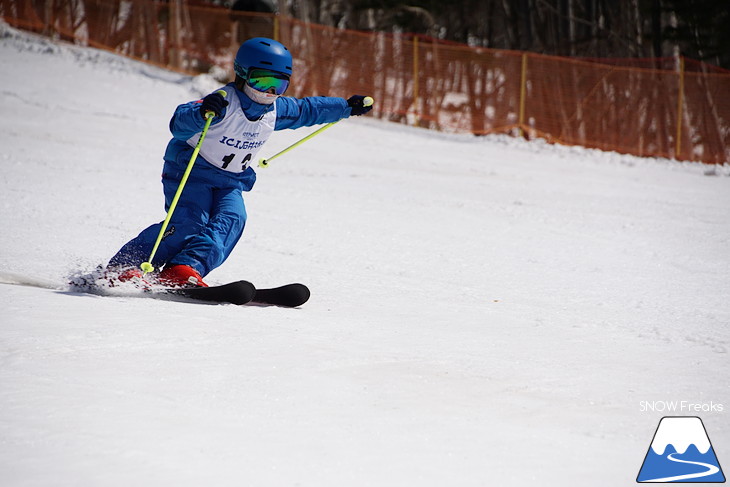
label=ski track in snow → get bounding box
[1,22,729,487]
[0,271,62,290]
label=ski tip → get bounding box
[253,283,310,307]
[288,283,311,307]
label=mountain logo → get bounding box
[637,416,725,483]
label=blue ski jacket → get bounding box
[162,82,353,191]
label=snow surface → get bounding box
[1,23,729,486]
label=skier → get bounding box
[107,37,373,287]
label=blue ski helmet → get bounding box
[234,37,292,79]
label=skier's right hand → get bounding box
[199,92,229,119]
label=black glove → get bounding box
[347,95,373,116]
[200,92,229,119]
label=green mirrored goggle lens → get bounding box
[247,69,290,95]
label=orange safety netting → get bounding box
[2,0,728,164]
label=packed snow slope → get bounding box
[1,24,729,487]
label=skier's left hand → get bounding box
[347,95,374,116]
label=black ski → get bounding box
[169,281,310,307]
[253,283,310,307]
[171,280,256,305]
[67,269,308,307]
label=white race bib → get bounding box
[187,86,275,173]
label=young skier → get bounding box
[107,37,373,287]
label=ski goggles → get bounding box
[246,68,290,95]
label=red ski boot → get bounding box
[117,267,144,282]
[159,265,208,288]
[103,266,150,288]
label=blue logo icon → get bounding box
[637,416,725,483]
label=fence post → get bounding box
[413,35,420,125]
[43,1,52,36]
[169,0,182,70]
[675,56,685,159]
[518,53,528,138]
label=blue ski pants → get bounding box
[109,161,251,276]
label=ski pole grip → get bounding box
[204,89,228,120]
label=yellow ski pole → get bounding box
[140,91,226,275]
[258,96,373,168]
